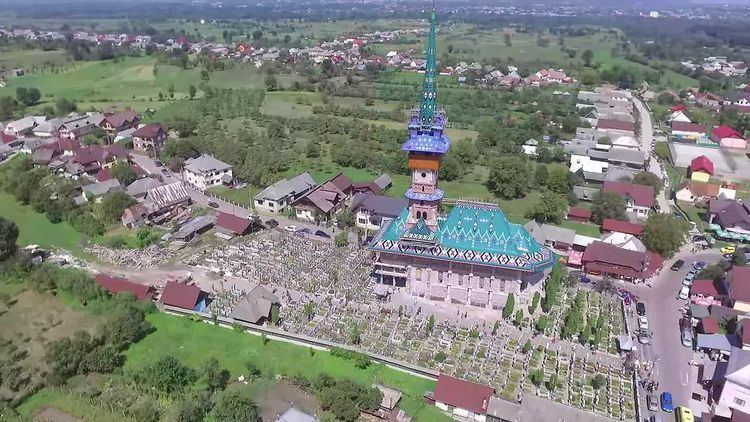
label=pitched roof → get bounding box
[697,333,741,352]
[374,173,393,190]
[184,154,232,174]
[95,274,152,299]
[568,206,592,219]
[349,193,408,219]
[712,200,750,230]
[94,168,112,182]
[582,241,649,272]
[726,347,750,389]
[229,283,278,324]
[602,181,655,207]
[672,121,708,133]
[599,232,646,252]
[255,172,316,201]
[82,179,122,197]
[691,279,724,297]
[216,212,253,235]
[160,281,201,309]
[597,118,635,132]
[712,125,744,140]
[146,182,190,210]
[700,317,720,334]
[131,123,165,138]
[126,177,163,197]
[601,219,643,236]
[742,319,750,346]
[433,374,494,414]
[677,181,720,198]
[102,110,139,127]
[730,266,750,302]
[690,155,715,174]
[329,172,353,192]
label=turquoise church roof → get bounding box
[370,202,555,272]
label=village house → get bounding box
[602,181,655,218]
[95,274,154,300]
[160,281,207,312]
[600,219,644,237]
[726,267,750,313]
[582,241,661,281]
[524,221,576,253]
[3,115,46,136]
[215,212,256,238]
[183,154,233,191]
[709,199,750,235]
[690,155,715,182]
[671,121,708,143]
[81,179,123,202]
[567,206,592,222]
[229,282,279,325]
[675,181,721,203]
[58,113,105,140]
[131,123,168,153]
[126,177,164,199]
[100,110,140,137]
[31,117,64,138]
[427,374,493,422]
[71,144,129,174]
[667,105,692,123]
[712,125,747,149]
[253,172,317,214]
[293,173,353,222]
[717,347,750,417]
[349,193,408,232]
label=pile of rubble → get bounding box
[87,244,174,268]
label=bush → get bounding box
[591,374,606,390]
[535,315,548,333]
[502,293,515,319]
[434,351,447,363]
[521,340,532,354]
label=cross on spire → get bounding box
[419,2,438,129]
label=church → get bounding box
[368,6,556,308]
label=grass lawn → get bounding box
[0,191,81,253]
[206,185,259,208]
[125,313,448,421]
[665,161,684,191]
[16,387,135,422]
[559,220,601,237]
[0,49,72,73]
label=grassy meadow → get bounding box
[0,191,82,252]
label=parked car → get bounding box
[646,394,658,411]
[638,329,652,345]
[265,219,279,228]
[208,201,219,208]
[636,302,646,316]
[660,392,674,412]
[284,225,299,233]
[161,168,170,175]
[693,261,707,271]
[682,329,693,347]
[638,317,649,330]
[721,245,737,255]
[678,286,690,300]
[314,230,331,239]
[671,260,685,271]
[298,228,311,235]
[682,275,694,287]
[154,159,163,167]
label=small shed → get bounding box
[567,207,592,222]
[699,317,720,334]
[161,281,206,312]
[617,335,635,352]
[690,155,714,182]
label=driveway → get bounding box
[634,97,672,214]
[626,249,723,419]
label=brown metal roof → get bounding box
[433,374,494,415]
[160,281,201,309]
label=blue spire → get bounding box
[419,3,437,129]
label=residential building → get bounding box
[100,110,140,137]
[293,173,353,222]
[58,113,105,140]
[31,117,63,137]
[567,206,592,222]
[350,193,408,231]
[718,347,750,416]
[602,181,655,217]
[81,179,123,202]
[3,115,45,136]
[253,172,316,214]
[215,212,256,238]
[72,144,129,173]
[126,177,164,199]
[712,125,747,150]
[727,267,750,313]
[143,181,191,218]
[668,109,692,123]
[672,121,708,142]
[582,241,661,281]
[429,374,494,422]
[524,221,576,252]
[131,123,167,153]
[601,219,644,237]
[599,232,646,253]
[160,281,206,311]
[691,155,715,182]
[709,200,750,234]
[676,181,721,203]
[183,154,233,190]
[229,282,279,325]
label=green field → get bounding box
[125,313,447,421]
[0,49,73,74]
[0,191,81,252]
[16,388,136,421]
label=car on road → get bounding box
[636,302,646,316]
[693,261,707,271]
[638,316,649,330]
[646,394,658,411]
[682,274,695,287]
[638,328,651,344]
[154,159,163,167]
[284,225,299,233]
[678,285,690,300]
[208,201,219,208]
[682,328,693,348]
[660,392,674,413]
[265,219,279,228]
[671,260,685,271]
[298,228,311,235]
[721,245,737,255]
[161,168,170,175]
[314,230,331,239]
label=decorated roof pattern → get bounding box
[405,187,444,201]
[419,6,438,129]
[370,201,556,272]
[402,218,437,243]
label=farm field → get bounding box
[125,312,448,421]
[16,387,136,422]
[0,49,72,74]
[0,191,81,253]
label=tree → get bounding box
[632,171,662,195]
[590,192,626,224]
[534,164,548,188]
[103,304,151,349]
[80,344,122,373]
[212,389,261,422]
[546,374,559,392]
[101,191,136,222]
[135,355,197,394]
[335,209,354,228]
[733,249,748,266]
[16,87,41,106]
[55,97,77,115]
[265,74,278,91]
[529,292,540,314]
[535,315,548,333]
[200,357,229,392]
[546,165,573,194]
[188,85,197,100]
[305,140,321,158]
[642,213,689,257]
[529,369,544,387]
[334,231,348,247]
[591,374,606,390]
[525,192,567,224]
[502,292,515,319]
[0,217,19,261]
[522,340,532,354]
[514,309,523,326]
[486,157,531,199]
[582,49,594,67]
[110,161,137,186]
[317,379,382,422]
[434,351,447,363]
[251,30,263,40]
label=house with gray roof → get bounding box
[524,221,576,251]
[350,193,408,231]
[126,177,164,199]
[183,154,233,190]
[3,115,45,136]
[81,179,123,202]
[253,172,316,214]
[143,181,191,214]
[230,282,279,325]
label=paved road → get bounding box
[129,153,337,238]
[626,249,723,419]
[634,96,672,214]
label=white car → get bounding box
[284,225,299,233]
[678,286,690,300]
[638,317,649,330]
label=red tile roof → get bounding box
[691,279,724,297]
[0,133,16,144]
[103,110,139,128]
[95,168,112,182]
[690,155,714,175]
[132,123,165,139]
[597,118,635,132]
[672,121,708,134]
[434,374,494,414]
[670,104,687,112]
[601,219,644,236]
[216,212,252,235]
[712,125,744,140]
[582,242,660,279]
[161,281,201,309]
[568,206,592,220]
[95,274,152,299]
[700,317,720,334]
[730,267,750,303]
[602,181,655,208]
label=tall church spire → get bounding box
[419,2,437,129]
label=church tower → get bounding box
[401,4,450,233]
